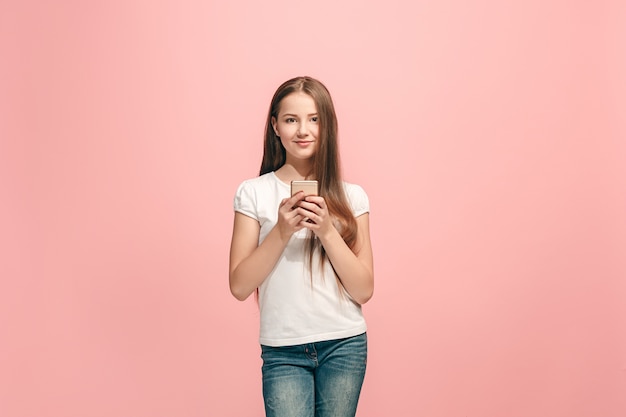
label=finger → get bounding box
[299,216,317,228]
[305,197,326,213]
[294,217,307,229]
[287,191,306,206]
[299,201,323,215]
[305,195,324,206]
[295,204,314,216]
[296,207,319,222]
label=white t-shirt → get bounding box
[234,171,369,347]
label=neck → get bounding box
[276,161,314,182]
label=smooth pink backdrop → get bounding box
[2,1,625,416]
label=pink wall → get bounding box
[2,1,625,416]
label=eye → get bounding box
[310,116,318,123]
[285,117,296,123]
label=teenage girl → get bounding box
[229,76,374,417]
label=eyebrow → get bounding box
[281,113,318,117]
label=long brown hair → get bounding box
[260,76,358,279]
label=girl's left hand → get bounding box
[295,196,335,238]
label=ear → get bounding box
[271,116,279,136]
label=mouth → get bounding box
[295,141,314,147]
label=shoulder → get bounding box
[236,172,276,190]
[342,181,370,216]
[234,172,280,197]
[343,181,367,197]
[233,172,279,217]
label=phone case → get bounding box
[290,180,318,196]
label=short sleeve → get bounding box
[233,181,258,220]
[345,184,370,217]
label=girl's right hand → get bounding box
[276,192,306,241]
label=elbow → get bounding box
[230,288,249,302]
[353,279,374,305]
[229,274,252,301]
[356,288,373,305]
[229,282,251,301]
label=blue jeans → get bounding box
[261,333,367,417]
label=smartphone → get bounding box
[291,180,318,197]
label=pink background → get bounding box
[2,1,625,416]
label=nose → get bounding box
[297,122,309,136]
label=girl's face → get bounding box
[272,92,319,165]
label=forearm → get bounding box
[318,228,374,305]
[229,227,288,301]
